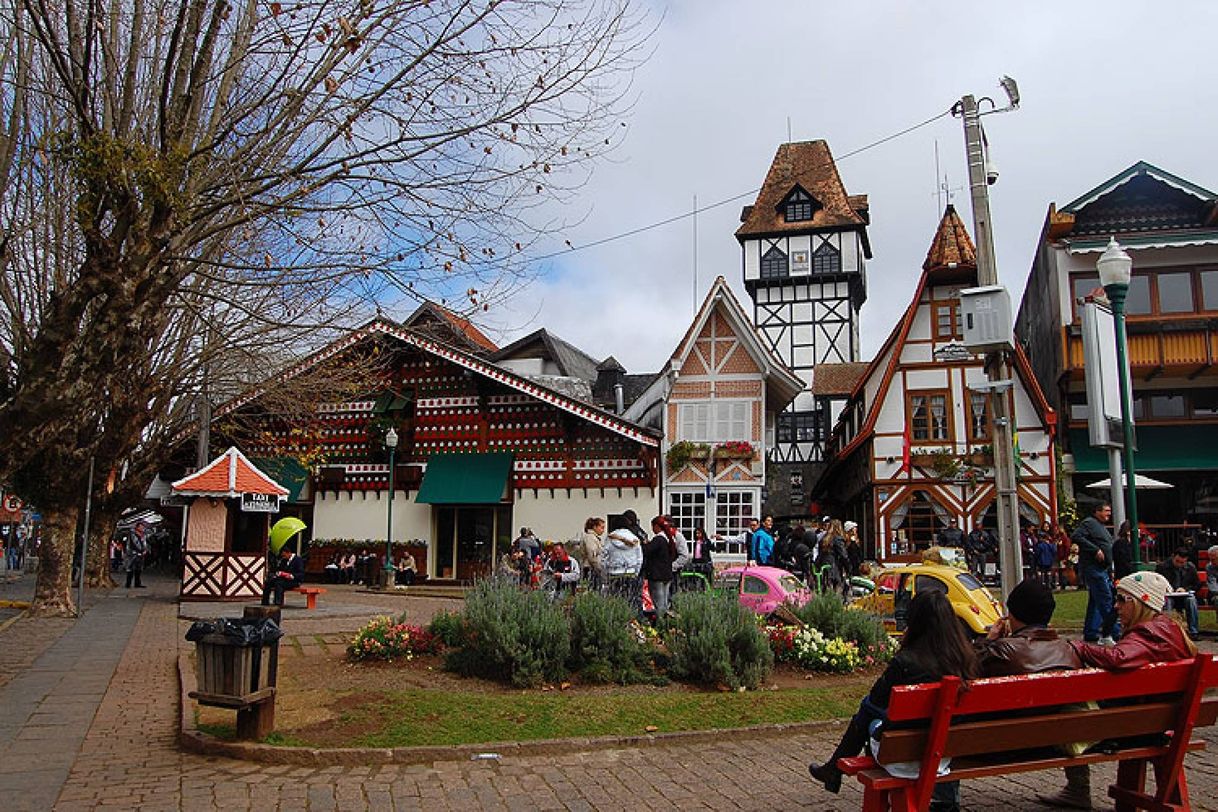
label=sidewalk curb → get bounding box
[177,650,846,766]
[0,607,27,633]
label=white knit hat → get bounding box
[1116,571,1171,613]
[843,521,858,532]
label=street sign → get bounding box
[240,492,282,513]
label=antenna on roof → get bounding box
[787,116,792,143]
[933,140,962,212]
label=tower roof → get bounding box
[922,205,977,277]
[735,141,869,240]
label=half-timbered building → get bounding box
[205,318,659,581]
[625,277,803,550]
[735,140,871,515]
[817,206,1057,562]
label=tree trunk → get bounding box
[29,506,79,617]
[85,512,116,589]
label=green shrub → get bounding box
[445,579,570,688]
[567,591,658,685]
[663,591,773,690]
[427,609,468,648]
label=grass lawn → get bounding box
[356,685,865,748]
[1050,586,1217,631]
[199,682,870,748]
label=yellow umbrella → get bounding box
[270,517,307,554]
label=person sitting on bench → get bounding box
[808,589,977,810]
[395,551,416,586]
[262,546,304,606]
[1037,571,1199,809]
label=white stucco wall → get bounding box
[513,488,657,542]
[313,490,433,543]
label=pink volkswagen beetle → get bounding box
[715,565,812,615]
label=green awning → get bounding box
[1069,427,1218,473]
[250,456,310,502]
[415,452,513,505]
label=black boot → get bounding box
[809,711,870,795]
[808,762,842,794]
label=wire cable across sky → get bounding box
[529,107,954,263]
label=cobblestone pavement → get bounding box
[0,575,1215,810]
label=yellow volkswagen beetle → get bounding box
[852,562,1003,637]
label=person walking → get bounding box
[750,515,775,566]
[1112,520,1134,580]
[808,590,977,810]
[603,519,644,613]
[843,521,863,578]
[1072,502,1118,644]
[579,517,606,592]
[642,516,676,619]
[122,528,148,589]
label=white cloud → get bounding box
[489,0,1218,374]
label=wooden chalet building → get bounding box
[1015,162,1218,526]
[201,316,660,581]
[817,207,1057,562]
[625,277,804,550]
[735,140,871,516]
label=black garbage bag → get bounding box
[185,617,284,646]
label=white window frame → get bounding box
[667,491,706,539]
[677,401,750,443]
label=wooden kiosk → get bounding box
[173,447,290,601]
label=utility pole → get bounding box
[957,86,1023,600]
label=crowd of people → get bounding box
[488,512,868,621]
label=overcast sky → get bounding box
[477,0,1218,375]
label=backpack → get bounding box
[1035,539,1055,569]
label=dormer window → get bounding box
[812,242,840,274]
[761,246,789,279]
[782,187,819,222]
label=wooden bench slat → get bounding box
[844,740,1206,790]
[886,659,1218,721]
[875,697,1218,764]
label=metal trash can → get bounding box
[186,618,283,701]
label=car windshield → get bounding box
[955,572,984,592]
[779,575,808,593]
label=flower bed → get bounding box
[347,616,439,662]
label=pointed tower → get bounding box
[736,141,871,513]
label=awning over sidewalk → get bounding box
[414,453,513,504]
[1069,426,1218,473]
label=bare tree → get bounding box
[0,0,649,615]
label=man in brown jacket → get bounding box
[976,578,1093,809]
[976,577,1082,677]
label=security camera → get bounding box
[985,159,999,185]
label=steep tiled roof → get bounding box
[172,447,290,497]
[402,302,498,355]
[735,141,867,239]
[811,362,870,396]
[922,205,977,273]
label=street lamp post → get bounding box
[383,427,398,588]
[1096,237,1140,567]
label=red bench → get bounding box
[289,586,326,609]
[837,656,1218,811]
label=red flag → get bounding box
[900,423,911,474]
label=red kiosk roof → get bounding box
[171,447,290,498]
